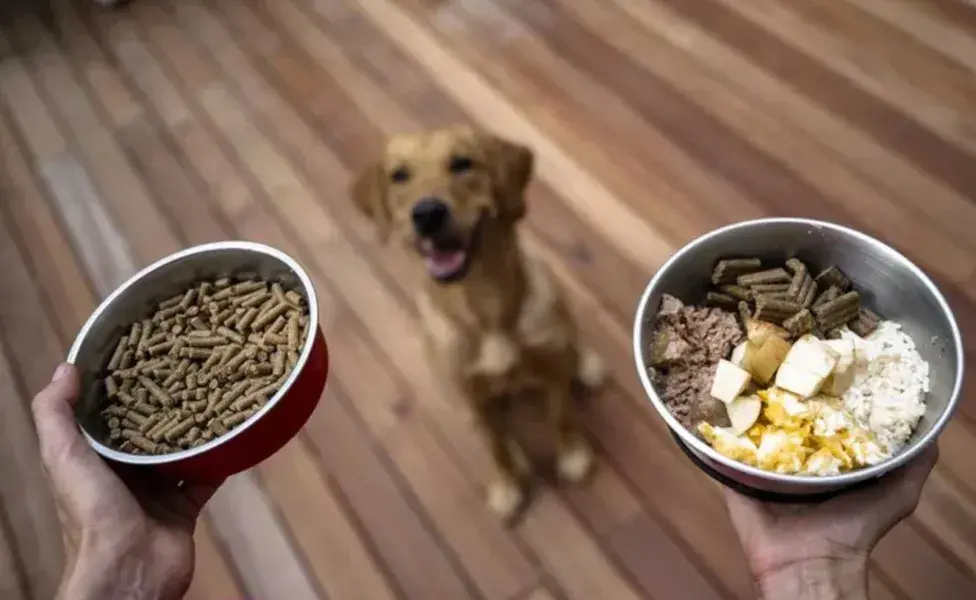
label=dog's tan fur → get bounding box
[351,126,604,520]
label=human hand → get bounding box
[32,363,223,600]
[723,445,938,599]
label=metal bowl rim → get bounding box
[632,217,964,486]
[67,240,320,465]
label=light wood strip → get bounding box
[0,107,97,346]
[256,439,402,600]
[183,518,245,600]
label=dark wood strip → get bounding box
[652,0,976,199]
[0,474,28,600]
[0,213,68,600]
[896,0,976,37]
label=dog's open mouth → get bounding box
[416,214,485,283]
[418,236,470,282]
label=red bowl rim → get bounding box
[66,240,320,466]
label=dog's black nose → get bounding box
[411,198,450,236]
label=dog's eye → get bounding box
[449,155,473,174]
[390,166,410,183]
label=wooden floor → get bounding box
[1,0,975,598]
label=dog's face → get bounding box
[351,127,534,283]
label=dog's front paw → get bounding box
[486,479,525,521]
[557,440,594,484]
[576,347,606,391]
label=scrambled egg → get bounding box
[698,387,889,476]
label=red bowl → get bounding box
[67,241,328,484]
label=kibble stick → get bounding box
[251,302,290,331]
[139,376,175,408]
[287,314,300,351]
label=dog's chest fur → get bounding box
[417,256,573,398]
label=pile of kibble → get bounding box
[99,277,309,455]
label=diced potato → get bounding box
[727,395,762,434]
[730,341,758,369]
[710,359,752,404]
[748,337,792,384]
[784,335,838,379]
[745,318,790,347]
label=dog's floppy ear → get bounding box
[350,163,392,241]
[483,134,534,224]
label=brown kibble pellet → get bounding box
[217,326,244,345]
[140,413,162,434]
[244,345,259,360]
[814,266,851,292]
[240,290,271,308]
[232,281,266,296]
[247,363,273,377]
[784,309,815,337]
[223,411,250,428]
[126,411,149,427]
[105,376,119,398]
[737,268,791,287]
[812,285,840,309]
[287,313,300,351]
[263,332,287,345]
[224,349,249,374]
[185,427,202,444]
[812,291,860,320]
[119,350,134,371]
[284,290,304,306]
[212,307,235,325]
[215,277,231,288]
[178,289,197,310]
[127,321,142,349]
[189,316,209,331]
[129,435,158,454]
[718,285,752,302]
[187,399,208,413]
[268,315,287,335]
[236,307,259,333]
[165,416,196,442]
[711,258,762,285]
[209,419,228,435]
[117,390,136,407]
[148,339,176,356]
[104,405,128,418]
[287,350,299,368]
[155,304,182,322]
[181,347,213,360]
[109,428,122,441]
[144,332,168,348]
[705,292,738,311]
[252,302,290,331]
[133,401,157,416]
[159,293,184,310]
[139,376,175,408]
[272,351,285,377]
[120,378,135,395]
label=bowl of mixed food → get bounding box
[633,218,963,496]
[67,241,329,483]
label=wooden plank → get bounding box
[183,518,245,600]
[0,107,97,346]
[0,19,180,265]
[256,439,402,600]
[206,476,324,600]
[687,0,976,196]
[845,0,976,70]
[547,0,975,280]
[873,522,976,598]
[914,472,976,579]
[0,501,28,600]
[0,220,66,600]
[303,389,476,599]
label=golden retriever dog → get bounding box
[350,126,604,521]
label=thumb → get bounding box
[31,364,106,485]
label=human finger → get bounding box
[32,364,129,511]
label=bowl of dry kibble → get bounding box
[67,241,328,483]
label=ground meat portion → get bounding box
[647,294,744,429]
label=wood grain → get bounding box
[1,0,975,597]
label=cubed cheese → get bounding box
[784,335,838,378]
[710,359,752,404]
[822,339,857,396]
[749,337,792,384]
[774,362,826,398]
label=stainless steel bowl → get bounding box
[633,218,963,495]
[67,241,328,481]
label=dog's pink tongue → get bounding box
[425,249,465,277]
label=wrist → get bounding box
[58,535,190,600]
[757,556,869,600]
